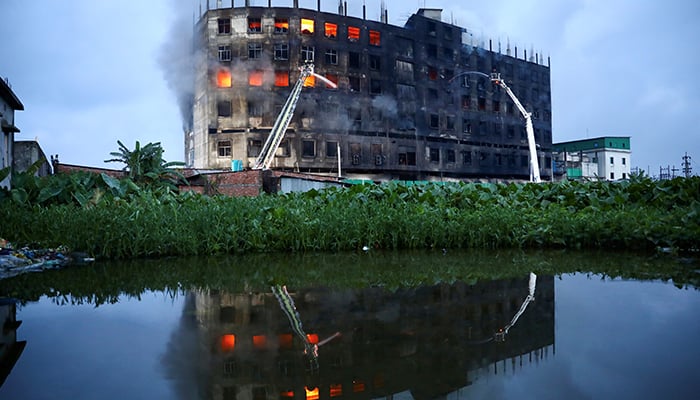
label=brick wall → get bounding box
[179,170,265,197]
[54,163,126,178]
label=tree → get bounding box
[104,140,185,188]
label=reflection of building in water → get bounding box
[0,298,26,387]
[179,276,554,399]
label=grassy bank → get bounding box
[1,176,698,259]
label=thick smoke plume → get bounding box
[159,0,196,132]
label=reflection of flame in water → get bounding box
[216,69,231,87]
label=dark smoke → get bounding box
[158,0,196,132]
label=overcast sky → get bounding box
[1,0,698,176]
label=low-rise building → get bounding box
[552,136,631,181]
[0,77,24,189]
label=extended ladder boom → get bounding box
[252,64,314,170]
[491,73,541,183]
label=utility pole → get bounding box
[682,152,692,177]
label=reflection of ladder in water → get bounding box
[252,64,314,170]
[494,272,537,341]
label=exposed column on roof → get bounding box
[363,5,366,20]
[318,0,321,12]
[294,0,299,9]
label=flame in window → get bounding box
[275,71,289,87]
[248,18,261,32]
[220,334,235,351]
[347,26,360,41]
[352,380,365,393]
[325,74,338,89]
[249,70,263,86]
[253,334,267,349]
[217,69,231,87]
[274,19,289,32]
[278,333,293,348]
[329,384,342,398]
[305,387,319,400]
[324,23,337,38]
[301,18,314,34]
[369,30,381,46]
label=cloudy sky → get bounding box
[1,0,698,176]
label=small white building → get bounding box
[552,136,631,181]
[1,77,24,189]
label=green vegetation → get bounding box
[104,140,185,189]
[1,171,698,259]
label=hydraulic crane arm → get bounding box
[252,64,315,170]
[490,73,541,183]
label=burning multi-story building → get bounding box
[187,1,553,181]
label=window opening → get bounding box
[462,150,472,165]
[217,69,231,88]
[301,46,315,62]
[274,18,289,33]
[249,70,263,86]
[325,74,338,89]
[217,100,231,117]
[248,101,264,117]
[430,147,440,162]
[302,140,316,157]
[369,54,381,71]
[348,51,360,68]
[369,30,381,46]
[461,95,470,109]
[274,43,289,60]
[218,18,231,34]
[248,43,262,59]
[326,141,338,157]
[218,140,232,157]
[248,139,262,157]
[218,45,231,62]
[430,114,439,129]
[324,22,337,38]
[248,17,261,33]
[347,26,360,41]
[274,71,289,87]
[301,19,314,34]
[325,49,338,65]
[428,66,438,80]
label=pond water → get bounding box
[0,250,698,400]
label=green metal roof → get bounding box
[553,136,630,152]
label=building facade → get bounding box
[13,140,52,177]
[552,136,631,181]
[189,3,553,182]
[0,77,24,189]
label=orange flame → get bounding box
[220,334,235,351]
[217,69,231,88]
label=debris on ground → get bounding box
[0,239,94,280]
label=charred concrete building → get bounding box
[189,2,553,181]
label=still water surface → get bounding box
[0,250,698,399]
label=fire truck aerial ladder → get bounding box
[490,72,541,183]
[252,63,336,170]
